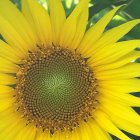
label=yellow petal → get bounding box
[0,107,28,139]
[70,6,88,50]
[37,130,71,140]
[0,97,14,112]
[0,119,26,140]
[49,131,59,140]
[0,73,17,85]
[0,86,14,107]
[110,114,140,136]
[79,123,90,140]
[0,58,19,73]
[35,130,50,140]
[0,108,16,130]
[83,19,140,58]
[0,0,36,50]
[15,125,37,140]
[70,121,91,140]
[0,121,19,140]
[59,0,89,48]
[94,110,131,140]
[98,78,140,93]
[0,108,17,125]
[48,0,66,44]
[35,130,47,140]
[0,91,14,100]
[94,51,140,71]
[59,132,71,140]
[95,63,140,80]
[0,85,13,94]
[22,0,52,45]
[99,88,140,106]
[0,16,28,54]
[97,19,140,47]
[88,40,140,66]
[0,40,23,63]
[0,91,15,112]
[100,101,140,126]
[89,120,113,140]
[77,5,123,55]
[71,129,81,140]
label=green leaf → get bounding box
[62,0,76,17]
[124,0,140,19]
[89,0,133,19]
[11,0,21,10]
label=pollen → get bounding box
[15,45,98,135]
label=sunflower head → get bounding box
[15,45,98,133]
[0,0,140,140]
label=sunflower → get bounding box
[0,0,140,140]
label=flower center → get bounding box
[15,46,98,134]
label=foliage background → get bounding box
[11,0,140,139]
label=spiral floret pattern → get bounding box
[16,46,98,134]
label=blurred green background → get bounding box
[11,0,140,139]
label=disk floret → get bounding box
[15,45,98,135]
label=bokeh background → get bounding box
[11,0,140,139]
